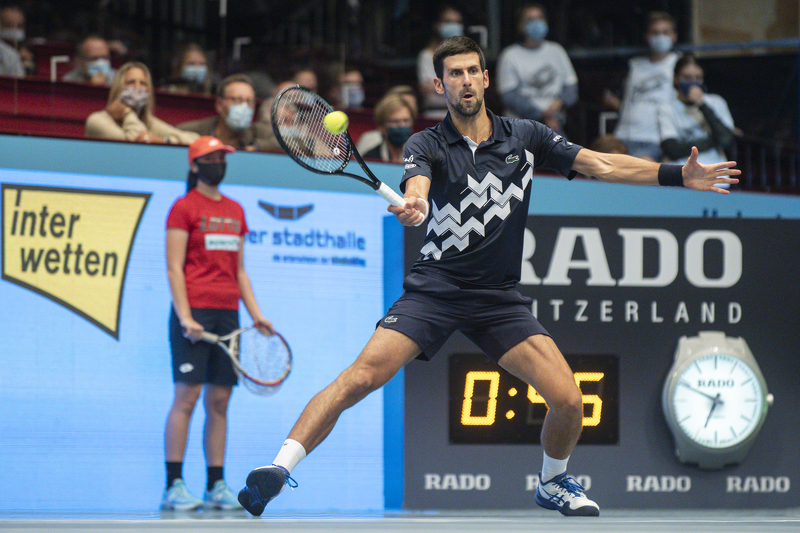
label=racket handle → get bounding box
[201,331,220,343]
[376,182,406,207]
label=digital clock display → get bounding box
[449,353,619,445]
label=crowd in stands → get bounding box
[0,1,740,172]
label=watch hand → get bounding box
[703,393,723,428]
[677,381,718,401]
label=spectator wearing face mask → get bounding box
[657,54,735,189]
[417,4,464,118]
[0,4,29,76]
[356,84,418,154]
[161,43,216,95]
[63,34,117,86]
[177,74,258,151]
[605,11,681,161]
[338,68,365,109]
[362,92,417,163]
[496,3,578,135]
[85,61,200,144]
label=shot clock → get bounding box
[449,353,619,444]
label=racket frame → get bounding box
[201,327,292,389]
[270,85,405,207]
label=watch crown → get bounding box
[766,393,774,406]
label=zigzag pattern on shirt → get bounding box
[421,151,534,260]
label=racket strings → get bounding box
[238,329,292,396]
[272,87,350,173]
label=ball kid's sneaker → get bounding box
[237,464,297,516]
[534,472,600,516]
[204,479,244,510]
[160,479,203,511]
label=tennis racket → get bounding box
[271,85,406,207]
[200,327,292,396]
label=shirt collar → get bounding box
[441,108,507,145]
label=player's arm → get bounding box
[166,227,203,342]
[388,174,431,226]
[236,238,275,335]
[571,146,741,194]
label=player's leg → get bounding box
[498,334,599,516]
[238,326,421,515]
[498,335,583,459]
[289,327,421,452]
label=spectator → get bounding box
[356,84,418,154]
[607,11,680,161]
[338,68,365,109]
[161,43,215,95]
[362,92,418,163]
[0,3,24,76]
[589,134,628,155]
[178,74,258,151]
[0,4,34,74]
[496,3,578,135]
[292,67,318,93]
[63,34,116,86]
[85,61,199,144]
[417,4,463,118]
[323,64,365,109]
[657,54,735,188]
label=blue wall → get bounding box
[1,134,799,513]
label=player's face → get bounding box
[436,53,488,118]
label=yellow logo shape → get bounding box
[2,184,151,339]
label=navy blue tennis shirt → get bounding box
[401,109,583,290]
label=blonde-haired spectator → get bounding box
[362,92,418,163]
[356,85,418,154]
[85,61,199,144]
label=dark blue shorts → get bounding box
[377,273,549,362]
[169,307,240,386]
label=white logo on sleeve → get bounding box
[179,363,194,373]
[204,234,240,251]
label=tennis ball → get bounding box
[323,111,349,135]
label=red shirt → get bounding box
[167,188,249,310]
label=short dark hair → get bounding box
[647,11,676,32]
[674,53,700,77]
[216,73,254,98]
[432,36,486,80]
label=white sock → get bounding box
[541,451,569,482]
[272,439,306,474]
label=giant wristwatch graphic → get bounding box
[662,331,773,469]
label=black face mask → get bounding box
[196,162,226,186]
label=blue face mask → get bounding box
[182,64,208,84]
[341,83,365,108]
[678,81,707,96]
[386,126,412,147]
[439,22,464,39]
[225,102,254,131]
[525,19,548,41]
[648,34,673,54]
[86,58,112,79]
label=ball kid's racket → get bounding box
[200,327,292,396]
[271,85,406,207]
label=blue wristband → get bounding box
[658,164,684,187]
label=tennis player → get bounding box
[238,37,739,517]
[162,136,274,511]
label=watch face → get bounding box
[671,352,765,449]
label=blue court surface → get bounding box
[1,509,799,533]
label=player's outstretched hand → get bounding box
[389,197,428,227]
[682,146,741,194]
